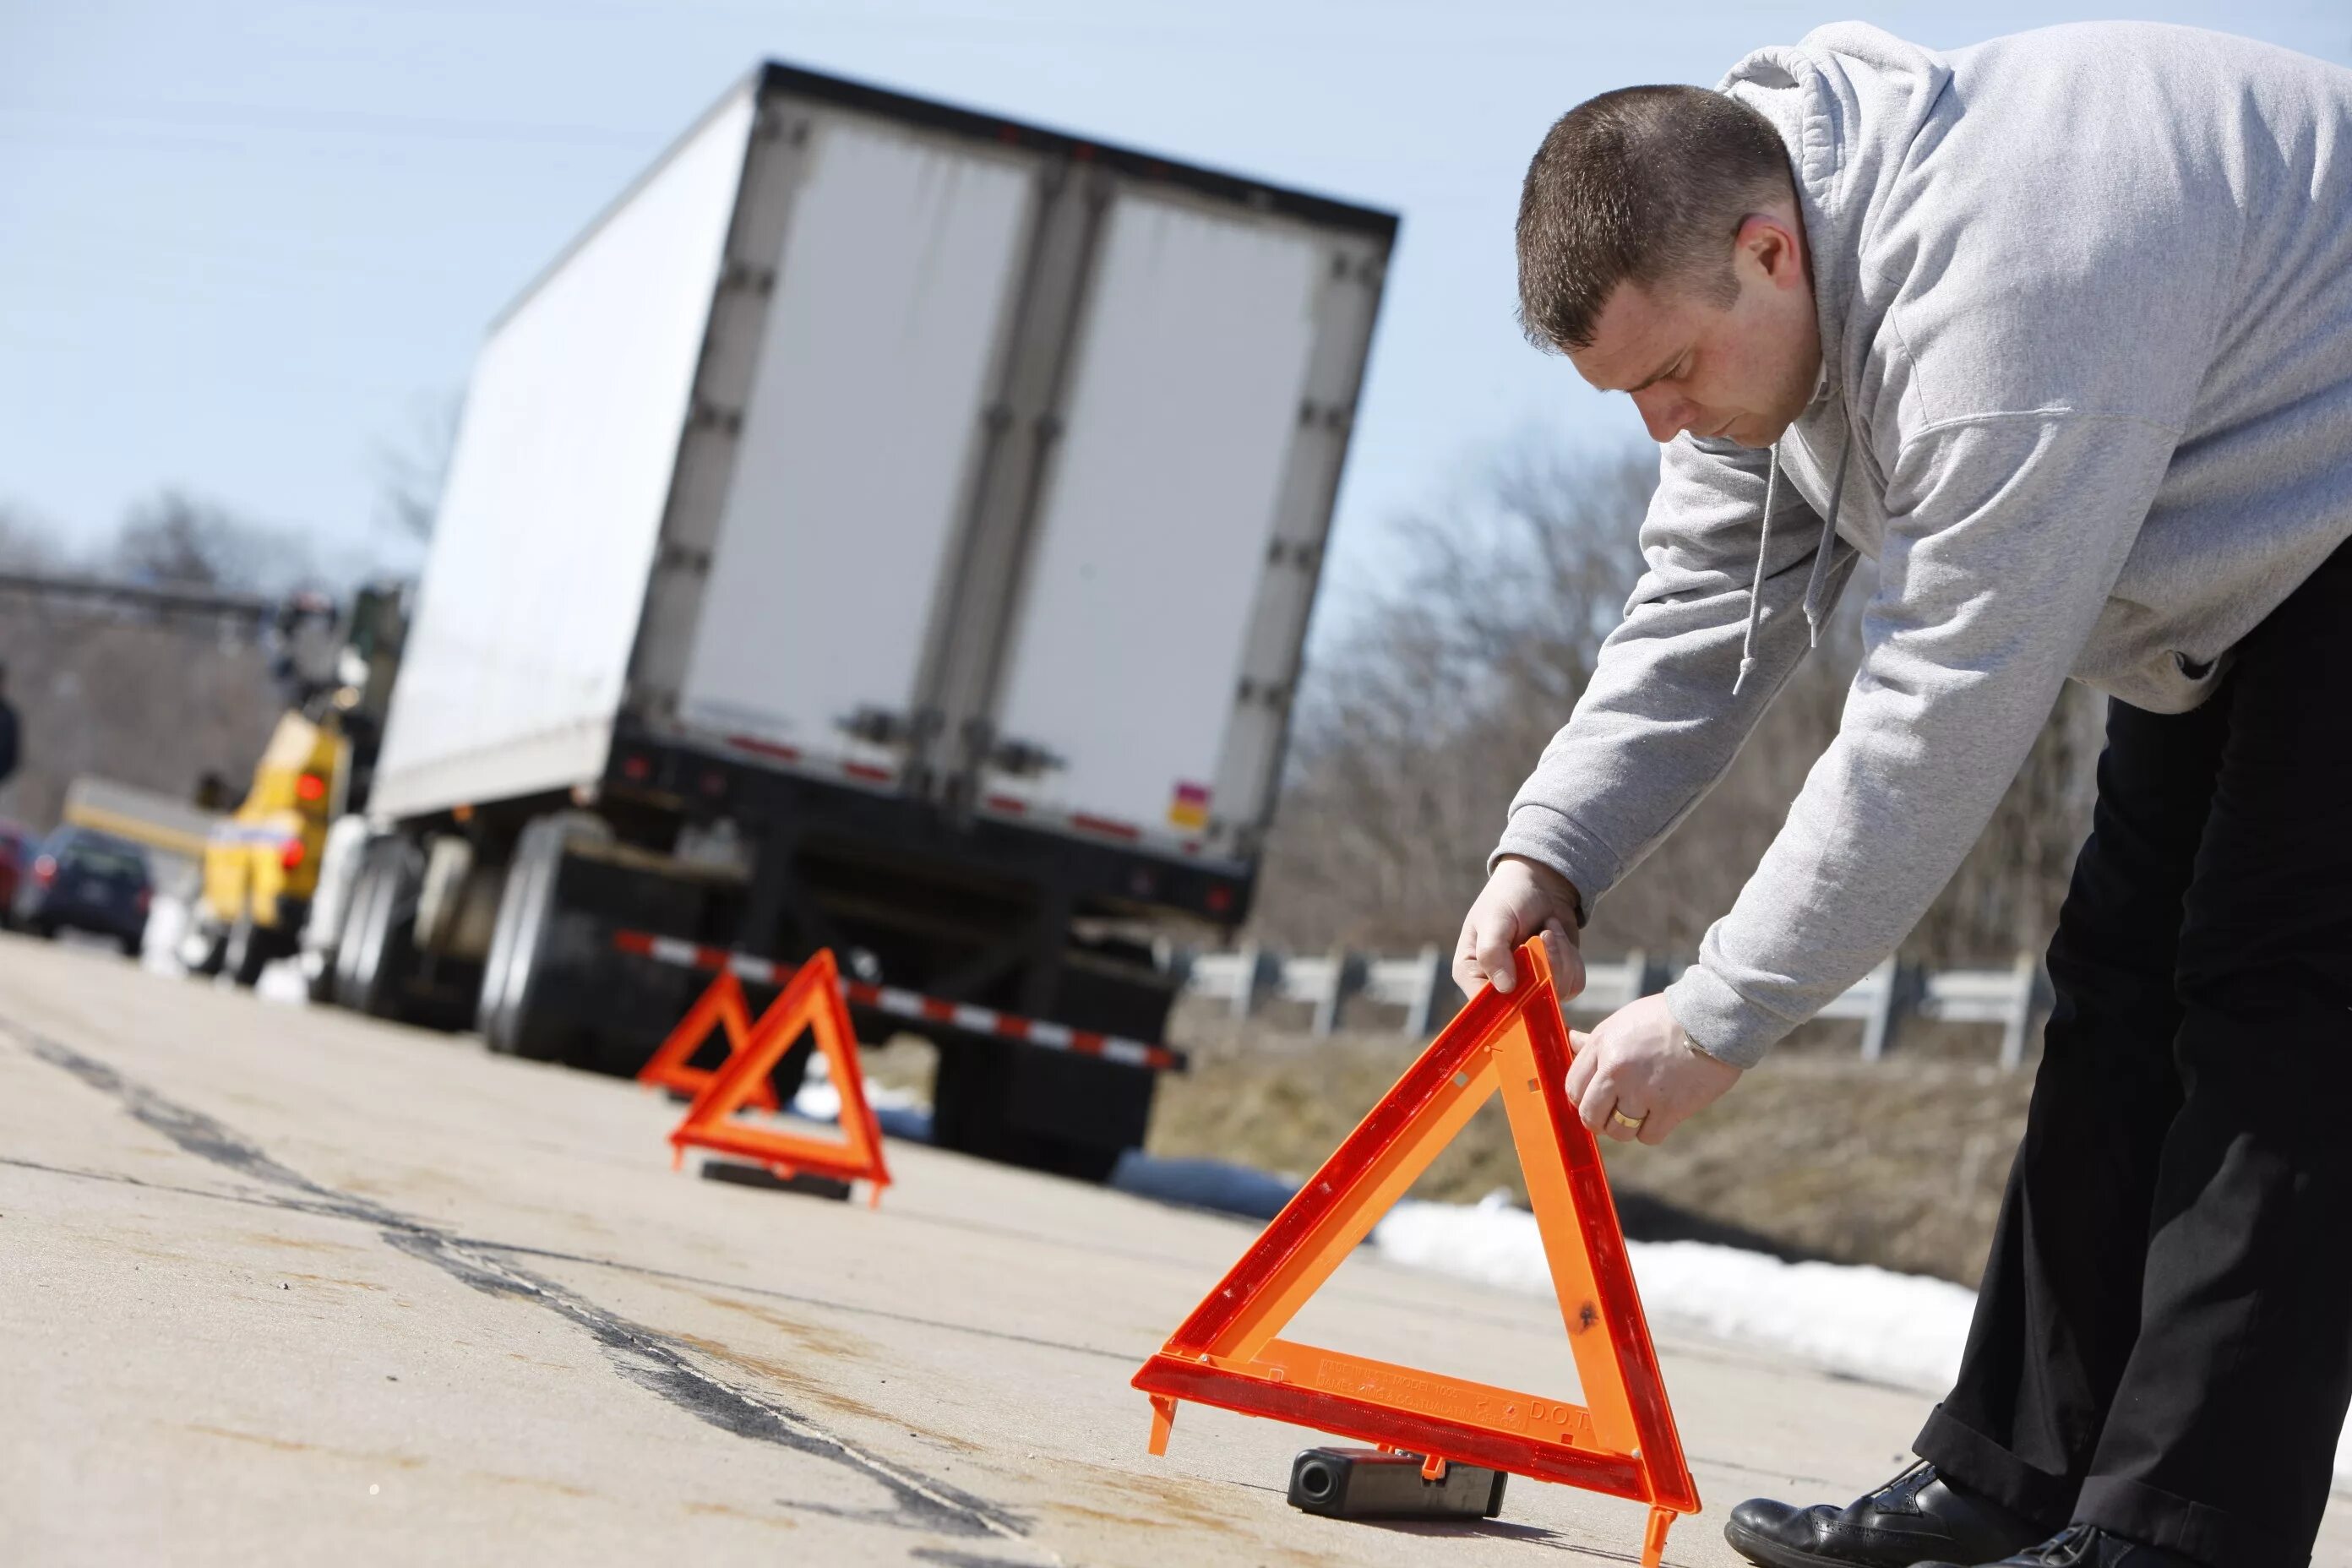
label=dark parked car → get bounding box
[17,827,151,956]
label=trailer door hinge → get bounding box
[837,705,915,749]
[987,733,1065,778]
[753,106,810,146]
[720,259,776,296]
[689,400,743,436]
[1235,678,1288,707]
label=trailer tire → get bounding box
[335,839,422,1020]
[303,817,370,1004]
[329,852,386,1008]
[481,812,609,1061]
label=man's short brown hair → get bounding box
[1516,84,1795,352]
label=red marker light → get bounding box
[295,772,327,803]
[32,855,56,886]
[280,839,307,870]
[1206,884,1233,915]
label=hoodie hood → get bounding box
[1718,24,1951,416]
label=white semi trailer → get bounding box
[326,61,1395,1179]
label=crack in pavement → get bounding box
[12,1026,1051,1560]
[0,1152,1136,1364]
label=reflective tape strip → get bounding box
[612,928,1184,1071]
[723,734,800,764]
[727,952,781,984]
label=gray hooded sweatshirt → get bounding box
[1492,22,2352,1068]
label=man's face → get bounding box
[1567,211,1821,449]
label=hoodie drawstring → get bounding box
[1804,427,1854,647]
[1731,426,1852,697]
[1733,449,1783,696]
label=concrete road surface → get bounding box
[5,936,2344,1566]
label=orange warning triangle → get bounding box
[667,949,892,1205]
[635,968,781,1111]
[1130,937,1696,1567]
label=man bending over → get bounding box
[1455,22,2352,1568]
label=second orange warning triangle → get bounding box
[636,967,781,1111]
[665,948,891,1206]
[1131,937,1696,1567]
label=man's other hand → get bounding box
[1566,994,1741,1146]
[1453,856,1587,1001]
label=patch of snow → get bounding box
[133,892,308,1004]
[789,1053,932,1142]
[142,891,193,977]
[1372,1192,1972,1391]
[255,959,310,1005]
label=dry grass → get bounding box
[1147,999,2037,1287]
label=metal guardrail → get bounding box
[1173,945,2052,1069]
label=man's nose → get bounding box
[1631,388,1691,444]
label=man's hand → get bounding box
[1454,856,1587,1002]
[1565,994,1741,1145]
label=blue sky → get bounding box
[3,1,2345,613]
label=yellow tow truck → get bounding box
[190,712,346,985]
[186,584,406,987]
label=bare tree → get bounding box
[373,392,461,545]
[109,490,317,594]
[0,493,321,832]
[0,505,68,573]
[0,595,282,834]
[1254,440,1655,951]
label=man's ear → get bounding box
[1734,211,1805,290]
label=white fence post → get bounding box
[1862,958,1900,1062]
[1223,942,1262,1020]
[1403,944,1449,1037]
[1309,950,1366,1037]
[1999,950,2039,1071]
[1363,944,1453,1037]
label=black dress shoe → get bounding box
[1915,1522,2202,1568]
[1724,1460,2051,1568]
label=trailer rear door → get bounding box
[972,192,1329,859]
[675,114,1037,786]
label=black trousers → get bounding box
[1914,541,2352,1568]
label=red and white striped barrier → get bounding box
[611,929,1187,1072]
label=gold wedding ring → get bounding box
[1611,1108,1647,1131]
